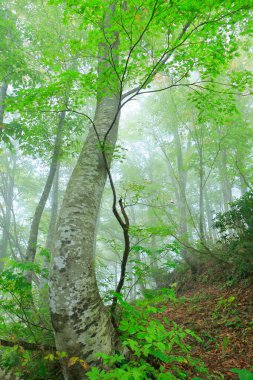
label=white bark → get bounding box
[49,95,120,379]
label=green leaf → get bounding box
[230,369,253,380]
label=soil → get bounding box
[159,281,253,379]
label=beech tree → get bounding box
[1,0,253,379]
[38,1,253,378]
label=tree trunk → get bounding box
[0,154,16,270]
[173,126,199,273]
[49,95,120,379]
[199,146,205,244]
[39,163,61,302]
[26,111,65,264]
[0,81,10,270]
[239,173,247,196]
[173,125,188,239]
[204,188,215,242]
[49,4,121,376]
[46,163,60,253]
[0,81,8,123]
[219,149,232,211]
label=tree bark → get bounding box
[49,3,122,376]
[26,111,65,264]
[49,94,120,379]
[46,163,60,253]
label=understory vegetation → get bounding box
[0,193,253,379]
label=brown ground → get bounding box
[159,282,253,379]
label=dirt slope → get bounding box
[160,282,253,379]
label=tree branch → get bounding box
[0,339,54,351]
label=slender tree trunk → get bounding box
[236,152,248,196]
[219,149,232,211]
[0,81,8,123]
[127,259,134,300]
[162,155,180,206]
[239,173,247,196]
[46,163,60,253]
[39,164,61,302]
[199,146,205,244]
[0,81,10,270]
[0,155,16,270]
[150,235,162,289]
[161,125,197,273]
[173,126,199,273]
[173,125,188,239]
[26,111,65,264]
[114,259,118,291]
[204,188,214,242]
[49,95,120,379]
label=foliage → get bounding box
[0,0,253,378]
[87,290,208,379]
[231,369,253,380]
[0,262,56,379]
[213,191,253,276]
[211,295,238,323]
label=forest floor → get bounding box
[157,280,253,379]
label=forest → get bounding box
[0,0,253,379]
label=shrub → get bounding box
[87,290,208,379]
[213,191,253,277]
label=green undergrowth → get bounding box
[87,289,208,379]
[0,262,58,380]
[0,264,252,380]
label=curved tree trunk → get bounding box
[49,95,120,379]
[49,3,121,377]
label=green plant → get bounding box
[213,191,253,277]
[211,295,238,322]
[0,261,56,379]
[86,290,208,379]
[230,369,253,380]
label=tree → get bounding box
[0,2,27,269]
[4,0,253,378]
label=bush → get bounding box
[213,191,253,277]
[0,262,57,380]
[87,290,208,379]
